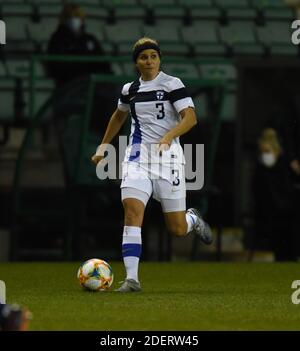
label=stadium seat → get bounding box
[104,23,143,43]
[4,18,29,41]
[226,8,257,20]
[256,21,298,55]
[177,0,212,4]
[85,20,105,41]
[194,44,226,56]
[177,0,221,21]
[37,4,62,16]
[251,0,295,19]
[114,18,145,29]
[117,42,136,55]
[199,63,237,82]
[181,21,226,55]
[215,0,249,8]
[114,5,146,22]
[219,21,265,55]
[263,8,294,20]
[27,19,58,44]
[122,62,137,77]
[139,0,176,7]
[29,0,61,3]
[105,22,143,54]
[77,0,101,4]
[100,42,115,54]
[1,3,33,16]
[269,45,298,56]
[251,0,289,9]
[143,24,181,43]
[101,0,138,6]
[154,19,184,28]
[2,41,37,55]
[181,21,218,44]
[152,7,185,21]
[79,5,108,20]
[189,8,222,21]
[158,43,190,56]
[110,63,124,76]
[162,63,200,79]
[37,3,108,19]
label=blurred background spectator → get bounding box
[252,128,296,261]
[46,2,112,88]
[0,303,31,331]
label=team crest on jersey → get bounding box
[156,91,164,100]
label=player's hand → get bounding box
[91,144,107,165]
[91,154,104,165]
[158,135,172,155]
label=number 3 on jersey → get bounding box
[156,103,165,119]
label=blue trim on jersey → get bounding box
[122,243,142,258]
[128,79,142,161]
[129,115,142,161]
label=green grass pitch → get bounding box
[0,262,299,330]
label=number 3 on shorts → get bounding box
[172,169,180,186]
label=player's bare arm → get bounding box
[158,107,197,151]
[91,108,129,165]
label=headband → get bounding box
[133,43,161,62]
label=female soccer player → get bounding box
[91,38,212,292]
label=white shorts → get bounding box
[121,161,186,212]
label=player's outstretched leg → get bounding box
[186,208,213,245]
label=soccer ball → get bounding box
[77,258,114,291]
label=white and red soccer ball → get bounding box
[77,258,113,291]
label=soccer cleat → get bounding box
[114,279,142,293]
[187,208,213,245]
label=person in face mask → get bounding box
[252,128,297,261]
[66,16,83,35]
[259,129,281,168]
[46,3,112,88]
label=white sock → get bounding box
[122,226,142,282]
[0,280,6,304]
[186,213,197,234]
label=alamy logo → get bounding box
[291,20,300,45]
[0,20,6,44]
[95,137,205,191]
[291,280,300,305]
[0,280,6,304]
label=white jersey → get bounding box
[118,71,194,164]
